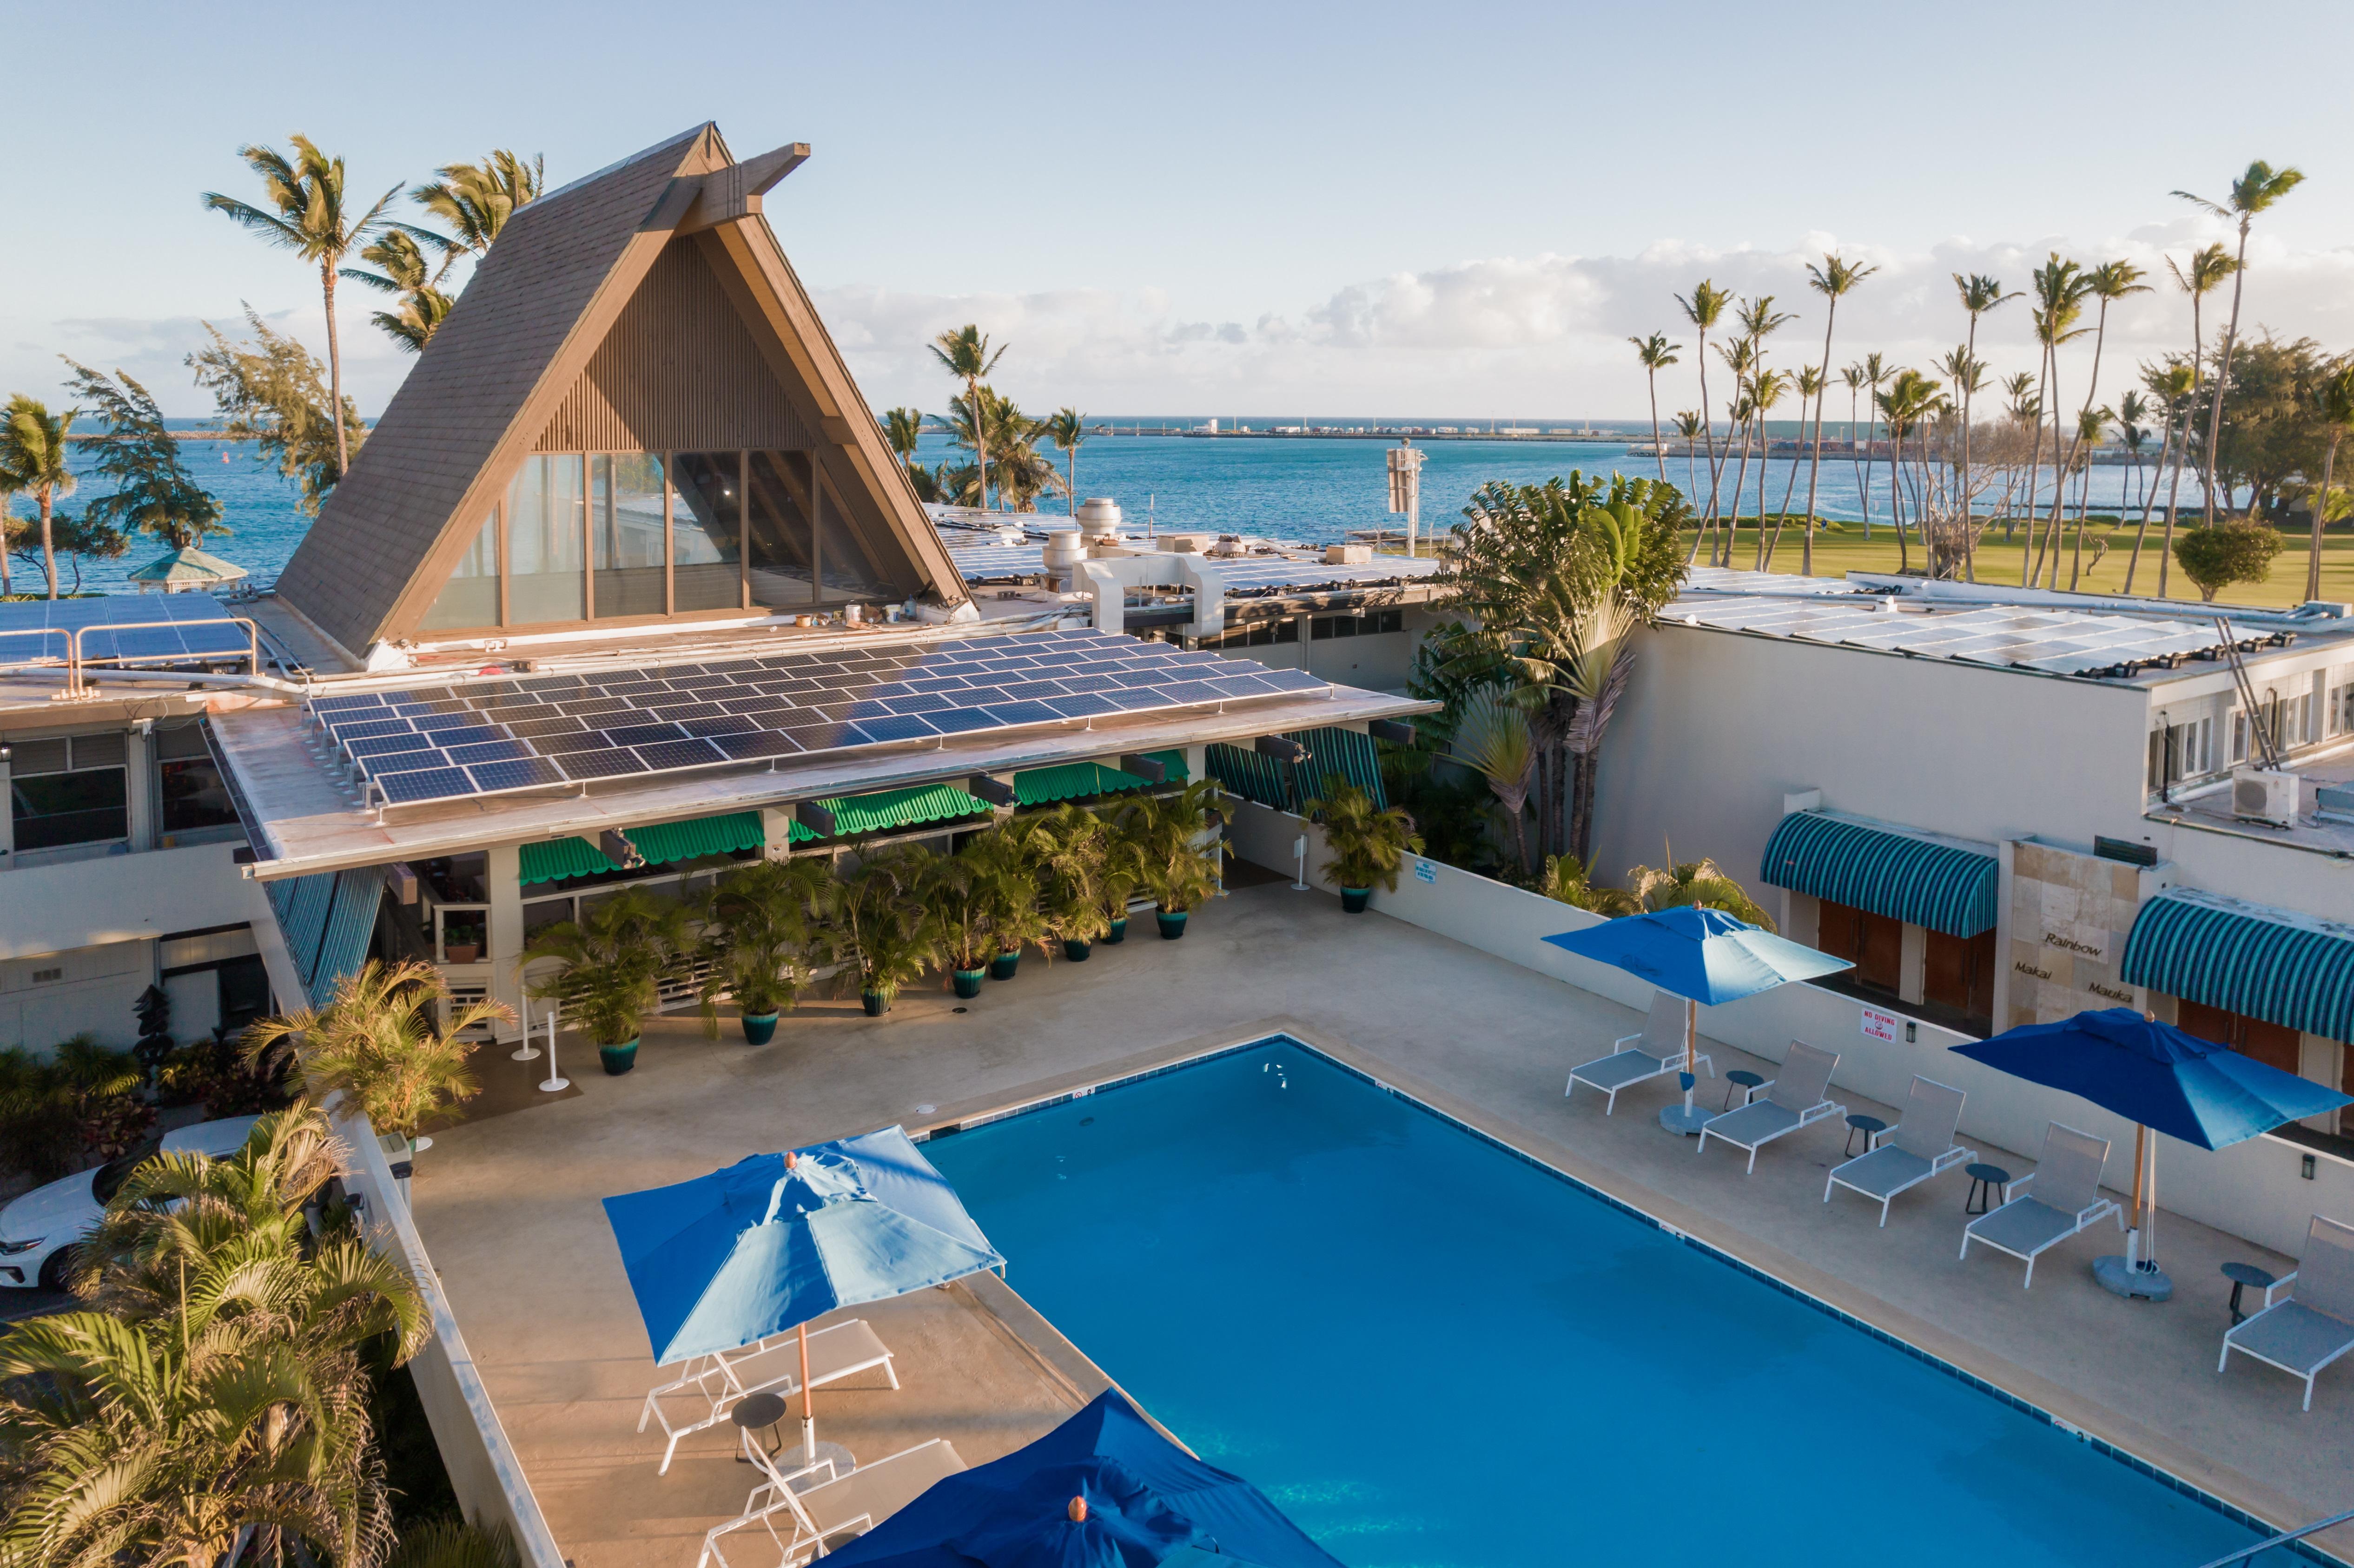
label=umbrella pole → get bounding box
[797,1319,815,1465]
[1683,998,1699,1118]
[2127,1125,2147,1269]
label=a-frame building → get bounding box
[275,124,968,664]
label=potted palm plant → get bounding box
[1121,779,1225,939]
[696,858,826,1044]
[243,958,512,1152]
[1306,776,1422,913]
[924,851,997,998]
[1034,804,1112,960]
[1098,803,1145,943]
[823,847,942,1015]
[520,887,689,1074]
[966,823,1045,980]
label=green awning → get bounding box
[1205,731,1382,814]
[1759,811,1997,938]
[519,810,767,885]
[1015,762,1154,806]
[814,783,994,837]
[2123,888,2354,1043]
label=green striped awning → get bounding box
[1759,811,1997,938]
[1015,762,1155,807]
[2122,889,2354,1044]
[1285,727,1386,808]
[1206,743,1295,810]
[519,810,767,885]
[814,783,994,837]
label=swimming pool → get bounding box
[924,1036,2293,1567]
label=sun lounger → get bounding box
[1824,1076,1975,1226]
[1567,990,1713,1113]
[2220,1214,2354,1411]
[641,1318,898,1474]
[698,1436,966,1568]
[1696,1041,1844,1173]
[1958,1122,2122,1287]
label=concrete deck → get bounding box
[413,882,2354,1566]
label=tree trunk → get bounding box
[1960,316,1978,582]
[2313,431,2341,604]
[2021,342,2050,581]
[1890,423,1910,574]
[2159,404,2191,598]
[970,375,990,509]
[2123,417,2173,594]
[323,263,348,478]
[2061,301,2113,590]
[1803,298,1838,575]
[1646,372,1665,484]
[1722,416,1753,568]
[39,488,57,600]
[1695,331,1719,524]
[2203,221,2253,524]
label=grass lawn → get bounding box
[1683,519,2354,610]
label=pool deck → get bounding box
[411,880,2354,1567]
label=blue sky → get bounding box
[6,0,2354,418]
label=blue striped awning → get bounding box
[1759,811,1998,938]
[1205,728,1389,815]
[2122,888,2354,1044]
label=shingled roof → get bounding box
[274,123,966,660]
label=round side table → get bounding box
[1964,1163,2011,1215]
[1723,1069,1765,1111]
[1844,1113,1888,1158]
[2221,1261,2277,1324]
[730,1391,788,1465]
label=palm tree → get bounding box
[928,325,1007,508]
[412,149,543,260]
[1840,364,1869,542]
[2308,361,2354,603]
[203,137,400,478]
[1876,369,1942,574]
[1042,407,1089,515]
[1800,254,1874,573]
[1534,854,1640,916]
[1746,367,1792,568]
[2049,260,2148,586]
[1933,348,1987,578]
[1673,410,1706,543]
[2131,361,2199,597]
[0,396,77,598]
[1674,281,1734,521]
[822,847,942,1009]
[882,407,925,465]
[2115,388,2151,516]
[1951,273,2019,561]
[1765,364,1825,568]
[1447,686,1536,872]
[2164,242,2238,519]
[242,959,509,1143]
[2174,160,2306,521]
[341,229,454,354]
[1860,353,1890,541]
[2067,405,2112,586]
[2023,255,2090,586]
[1627,333,1680,482]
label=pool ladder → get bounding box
[2192,1504,2354,1566]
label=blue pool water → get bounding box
[924,1039,2281,1568]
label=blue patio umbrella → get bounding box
[604,1126,1004,1468]
[1543,906,1854,1133]
[1951,1008,2351,1298]
[820,1389,1346,1568]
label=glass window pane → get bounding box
[160,757,238,832]
[12,766,128,849]
[506,456,584,624]
[419,513,498,630]
[671,452,743,613]
[747,451,816,608]
[594,454,668,618]
[812,463,899,603]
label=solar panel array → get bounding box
[0,592,251,666]
[946,542,1051,582]
[1672,595,2237,676]
[308,627,1332,809]
[945,543,1446,595]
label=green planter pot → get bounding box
[1063,939,1092,962]
[1102,917,1128,945]
[598,1038,640,1075]
[740,1012,779,1046]
[952,969,985,999]
[1340,887,1372,914]
[861,991,890,1017]
[989,952,1021,981]
[1156,910,1189,940]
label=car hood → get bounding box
[0,1170,100,1240]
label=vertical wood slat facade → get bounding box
[533,244,814,455]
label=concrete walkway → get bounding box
[413,881,2353,1566]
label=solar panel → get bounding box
[553,747,648,780]
[377,766,473,803]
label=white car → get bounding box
[0,1114,264,1291]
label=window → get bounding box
[1311,609,1404,639]
[155,723,239,835]
[10,733,128,850]
[1213,619,1299,648]
[747,450,818,607]
[671,452,745,613]
[593,454,668,618]
[2331,679,2353,737]
[2147,714,2215,793]
[506,456,585,623]
[420,513,499,631]
[523,895,576,940]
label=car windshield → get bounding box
[89,1153,146,1206]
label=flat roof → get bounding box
[945,537,1443,600]
[2149,741,2354,856]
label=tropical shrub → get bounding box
[244,961,509,1142]
[1537,854,1640,916]
[1032,804,1113,945]
[965,822,1049,958]
[1624,853,1777,929]
[0,1038,154,1184]
[2172,520,2283,601]
[1305,778,1423,894]
[1117,779,1225,915]
[521,887,691,1048]
[823,846,942,1006]
[388,1518,522,1568]
[696,857,826,1033]
[922,851,1001,974]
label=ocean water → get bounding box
[923,1038,2277,1568]
[14,425,2182,597]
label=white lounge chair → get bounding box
[697,1436,966,1568]
[1567,990,1713,1113]
[1824,1077,1975,1227]
[2219,1214,2354,1412]
[641,1318,898,1474]
[1696,1041,1845,1173]
[1958,1122,2122,1288]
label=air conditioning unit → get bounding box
[2230,767,2301,828]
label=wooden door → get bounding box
[1924,929,1996,1028]
[1858,912,1904,994]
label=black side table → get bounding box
[731,1390,788,1464]
[1844,1113,1888,1158]
[1724,1069,1765,1110]
[1964,1163,2010,1214]
[2221,1262,2277,1324]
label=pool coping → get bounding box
[910,1017,2347,1568]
